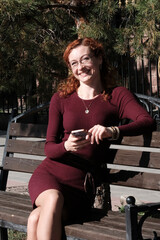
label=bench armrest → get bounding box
[125,196,160,240]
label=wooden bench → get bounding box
[0,104,160,240]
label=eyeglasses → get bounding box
[69,54,94,70]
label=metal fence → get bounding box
[120,56,159,96]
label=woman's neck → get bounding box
[77,85,103,100]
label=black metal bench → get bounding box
[0,103,160,240]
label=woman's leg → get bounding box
[27,189,64,240]
[27,207,40,240]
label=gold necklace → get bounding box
[81,99,94,114]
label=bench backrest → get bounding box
[1,122,160,192]
[2,122,47,174]
[108,132,160,191]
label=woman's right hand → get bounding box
[64,133,91,152]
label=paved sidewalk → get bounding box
[0,131,160,211]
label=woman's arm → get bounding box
[44,93,66,159]
[88,87,156,144]
[113,87,156,136]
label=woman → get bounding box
[27,38,155,240]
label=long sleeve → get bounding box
[112,87,156,136]
[44,93,66,159]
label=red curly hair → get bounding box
[58,38,117,99]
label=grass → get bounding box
[8,230,27,240]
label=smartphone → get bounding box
[71,129,88,139]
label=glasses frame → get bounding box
[69,54,95,70]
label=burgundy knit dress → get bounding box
[28,87,155,219]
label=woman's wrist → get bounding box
[106,126,120,140]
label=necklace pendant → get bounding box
[85,109,89,114]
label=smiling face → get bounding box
[68,45,102,86]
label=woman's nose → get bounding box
[77,62,85,70]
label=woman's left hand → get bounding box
[88,124,112,144]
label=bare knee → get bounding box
[35,189,64,212]
[45,190,63,206]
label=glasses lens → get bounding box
[70,55,94,70]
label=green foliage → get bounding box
[8,229,26,240]
[77,0,119,60]
[0,0,76,105]
[1,0,160,109]
[115,0,160,57]
[77,0,160,58]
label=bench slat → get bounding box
[112,149,160,169]
[0,206,29,225]
[121,132,160,148]
[0,191,29,200]
[84,218,160,238]
[0,191,30,202]
[110,170,160,190]
[65,222,126,240]
[8,124,160,148]
[9,122,47,138]
[0,201,31,214]
[6,139,45,156]
[4,156,42,172]
[0,195,31,211]
[84,219,126,231]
